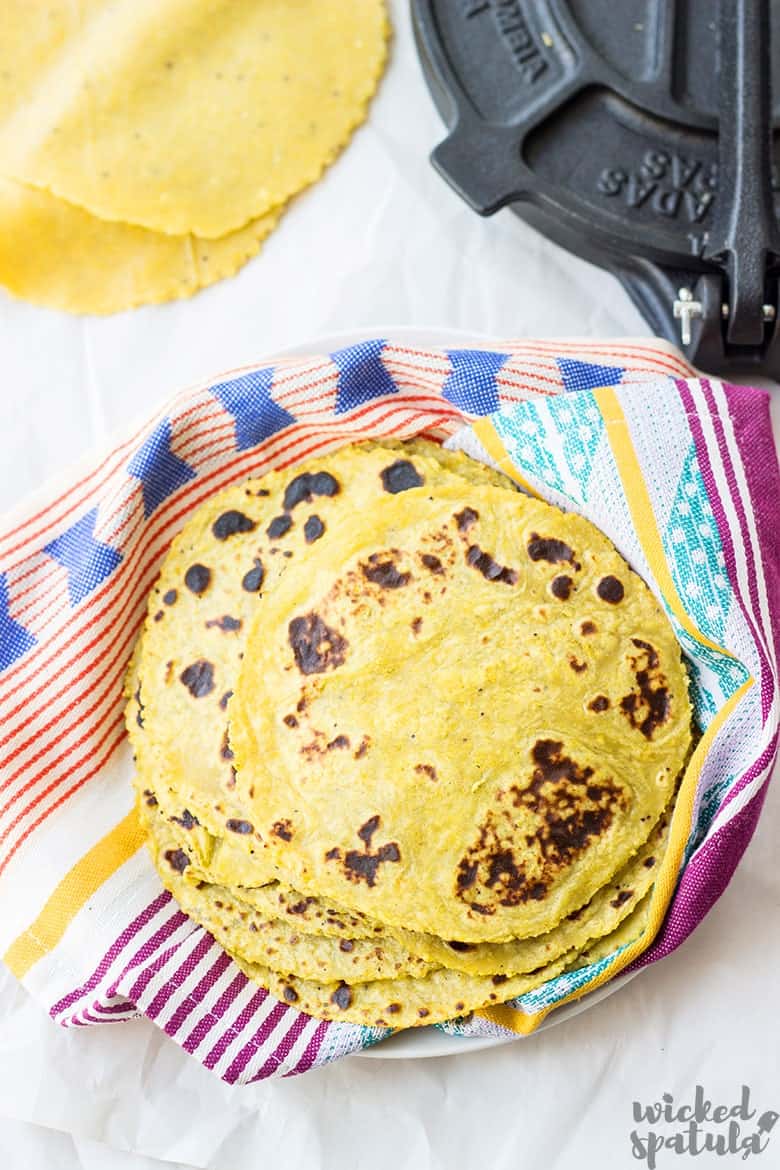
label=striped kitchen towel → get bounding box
[1,338,777,1079]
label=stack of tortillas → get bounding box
[0,0,388,314]
[127,439,694,1027]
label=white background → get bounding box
[1,3,779,1167]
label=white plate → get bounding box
[259,325,640,1060]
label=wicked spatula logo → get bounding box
[631,1087,778,1166]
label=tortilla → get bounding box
[128,440,513,866]
[0,0,389,238]
[0,175,281,314]
[140,776,671,980]
[230,480,692,942]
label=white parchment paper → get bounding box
[1,3,779,1167]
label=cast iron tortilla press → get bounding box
[412,0,780,379]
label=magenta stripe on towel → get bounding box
[246,1012,312,1082]
[162,949,232,1038]
[699,379,774,717]
[675,379,772,721]
[631,732,778,968]
[144,930,216,1021]
[125,926,195,1004]
[223,1000,292,1082]
[92,999,137,1016]
[182,970,248,1054]
[203,987,273,1071]
[288,1020,329,1077]
[722,383,780,667]
[50,892,171,1017]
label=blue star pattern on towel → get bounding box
[212,368,295,451]
[332,340,397,415]
[442,350,506,416]
[44,508,123,606]
[0,572,36,671]
[556,358,623,393]
[128,419,197,518]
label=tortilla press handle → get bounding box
[677,0,780,374]
[431,119,528,217]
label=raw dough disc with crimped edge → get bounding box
[0,176,282,315]
[126,439,514,869]
[0,0,389,238]
[231,480,692,943]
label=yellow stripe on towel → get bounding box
[4,808,144,979]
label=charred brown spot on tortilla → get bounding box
[447,940,474,953]
[205,614,242,633]
[218,689,233,711]
[551,575,573,600]
[415,763,437,781]
[289,613,348,675]
[163,588,177,605]
[267,514,292,540]
[164,660,174,683]
[620,639,671,739]
[282,985,299,1003]
[418,1008,430,1019]
[361,557,412,590]
[184,563,211,595]
[134,684,145,728]
[241,560,265,593]
[527,533,580,569]
[357,815,381,847]
[580,620,597,636]
[454,506,479,532]
[180,659,215,698]
[456,739,625,911]
[142,788,157,807]
[219,730,234,762]
[491,974,508,985]
[387,1003,402,1014]
[466,545,519,586]
[644,856,656,868]
[566,905,585,921]
[164,848,190,873]
[212,510,256,541]
[327,734,350,751]
[170,808,199,830]
[588,695,610,712]
[411,617,423,636]
[597,575,625,603]
[153,610,164,622]
[380,460,424,494]
[226,818,253,834]
[338,939,355,953]
[330,821,401,888]
[283,714,298,729]
[568,656,587,673]
[331,983,352,1010]
[611,889,633,909]
[304,514,325,544]
[283,471,340,511]
[272,819,293,841]
[420,553,444,575]
[354,736,371,759]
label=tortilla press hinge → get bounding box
[672,0,780,377]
